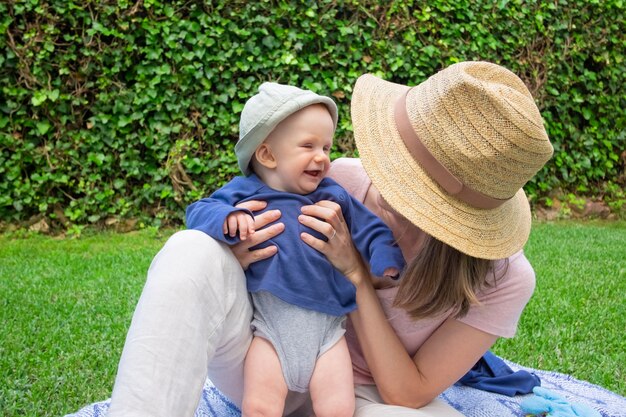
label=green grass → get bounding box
[492,220,626,395]
[1,222,624,417]
[0,230,174,417]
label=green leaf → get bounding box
[31,91,47,106]
[36,121,51,135]
[1,0,624,229]
[48,89,60,101]
[117,115,133,127]
[546,87,559,96]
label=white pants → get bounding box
[107,230,462,417]
[108,230,310,417]
[355,385,464,416]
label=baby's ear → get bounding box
[254,143,277,169]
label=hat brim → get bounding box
[237,89,338,176]
[351,74,531,260]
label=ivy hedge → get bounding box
[1,0,625,231]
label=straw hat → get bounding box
[351,61,553,259]
[236,82,338,175]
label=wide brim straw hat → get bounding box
[352,61,553,259]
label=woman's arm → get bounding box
[350,288,497,407]
[299,200,497,408]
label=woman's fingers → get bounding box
[300,200,347,242]
[299,200,347,244]
[300,231,329,253]
[230,221,284,270]
[246,221,284,246]
[234,200,282,230]
[235,200,268,212]
[252,209,281,229]
[299,200,367,281]
[244,244,278,265]
[229,200,284,269]
[298,212,336,241]
[300,200,344,225]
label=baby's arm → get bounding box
[187,176,262,243]
[342,193,406,279]
[224,211,255,240]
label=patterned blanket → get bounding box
[65,360,626,417]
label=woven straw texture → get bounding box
[351,62,553,259]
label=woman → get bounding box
[107,61,553,417]
[297,61,553,415]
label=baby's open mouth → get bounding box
[304,170,321,177]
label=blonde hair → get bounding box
[393,235,502,320]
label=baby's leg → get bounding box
[242,336,289,417]
[309,336,355,417]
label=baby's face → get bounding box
[264,104,335,194]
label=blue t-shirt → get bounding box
[186,174,405,316]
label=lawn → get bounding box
[1,221,624,417]
[492,221,625,394]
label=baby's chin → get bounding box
[295,184,320,195]
[291,181,323,195]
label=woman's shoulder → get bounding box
[460,250,536,338]
[328,158,371,202]
[492,250,536,293]
[476,250,536,306]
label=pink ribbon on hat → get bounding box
[394,89,511,210]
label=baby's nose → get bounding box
[314,151,328,162]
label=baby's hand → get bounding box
[224,211,255,240]
[371,267,401,289]
[383,267,400,280]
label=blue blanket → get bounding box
[65,359,626,417]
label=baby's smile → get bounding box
[304,170,322,178]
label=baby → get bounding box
[186,82,404,417]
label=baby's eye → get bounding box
[323,145,331,152]
[301,144,313,149]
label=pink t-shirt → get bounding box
[328,158,536,385]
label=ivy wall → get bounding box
[1,0,625,230]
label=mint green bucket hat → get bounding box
[236,82,338,175]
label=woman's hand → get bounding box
[229,200,284,270]
[299,200,369,285]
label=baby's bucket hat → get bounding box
[351,61,554,259]
[236,82,338,175]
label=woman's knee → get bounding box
[151,230,241,282]
[161,229,236,267]
[143,230,248,313]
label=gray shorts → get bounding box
[250,291,346,393]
